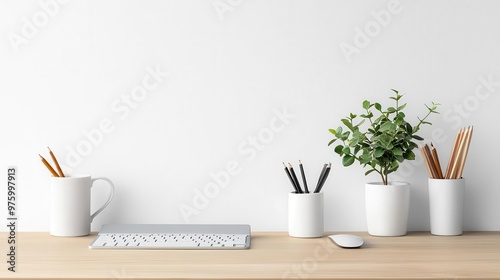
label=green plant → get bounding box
[328,89,439,185]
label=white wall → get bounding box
[1,0,499,232]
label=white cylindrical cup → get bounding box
[288,192,324,238]
[428,178,465,236]
[50,174,114,236]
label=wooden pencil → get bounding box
[423,144,439,179]
[445,128,463,179]
[456,126,473,179]
[48,147,65,177]
[449,127,471,179]
[420,145,434,179]
[431,143,443,179]
[39,154,59,177]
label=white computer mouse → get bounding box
[328,234,364,249]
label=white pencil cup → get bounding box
[288,192,324,238]
[428,178,465,236]
[50,174,114,236]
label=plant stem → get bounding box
[395,96,399,116]
[414,104,436,132]
[366,108,374,126]
[378,165,389,185]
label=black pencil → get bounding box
[299,160,309,193]
[315,163,331,193]
[288,163,303,193]
[314,163,327,193]
[283,162,299,193]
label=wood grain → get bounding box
[1,232,499,279]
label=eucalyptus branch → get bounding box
[328,90,439,185]
[413,102,440,133]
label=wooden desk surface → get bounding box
[2,232,499,279]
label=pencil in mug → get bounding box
[430,143,444,179]
[283,162,300,193]
[423,126,474,180]
[288,163,303,193]
[420,145,434,179]
[39,147,65,177]
[39,154,59,177]
[450,126,473,179]
[299,160,309,193]
[423,144,439,179]
[444,128,464,179]
[314,163,331,193]
[48,147,65,177]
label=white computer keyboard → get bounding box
[91,233,249,249]
[89,224,251,250]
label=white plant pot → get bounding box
[365,182,410,236]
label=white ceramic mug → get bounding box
[49,174,114,236]
[288,192,324,238]
[428,178,465,236]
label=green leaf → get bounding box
[341,119,354,131]
[405,123,412,134]
[362,100,370,109]
[365,169,377,176]
[374,103,382,111]
[329,128,336,135]
[426,102,440,113]
[360,150,371,159]
[348,138,359,147]
[340,131,350,140]
[374,149,385,158]
[387,107,396,113]
[342,155,355,166]
[393,147,403,156]
[408,141,418,150]
[392,90,402,100]
[404,150,415,160]
[360,112,373,119]
[379,122,395,132]
[356,119,366,128]
[397,103,407,111]
[375,134,394,150]
[396,112,406,120]
[354,145,360,154]
[334,145,344,155]
[412,134,424,141]
[374,114,388,124]
[327,139,337,146]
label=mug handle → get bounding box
[90,177,115,222]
